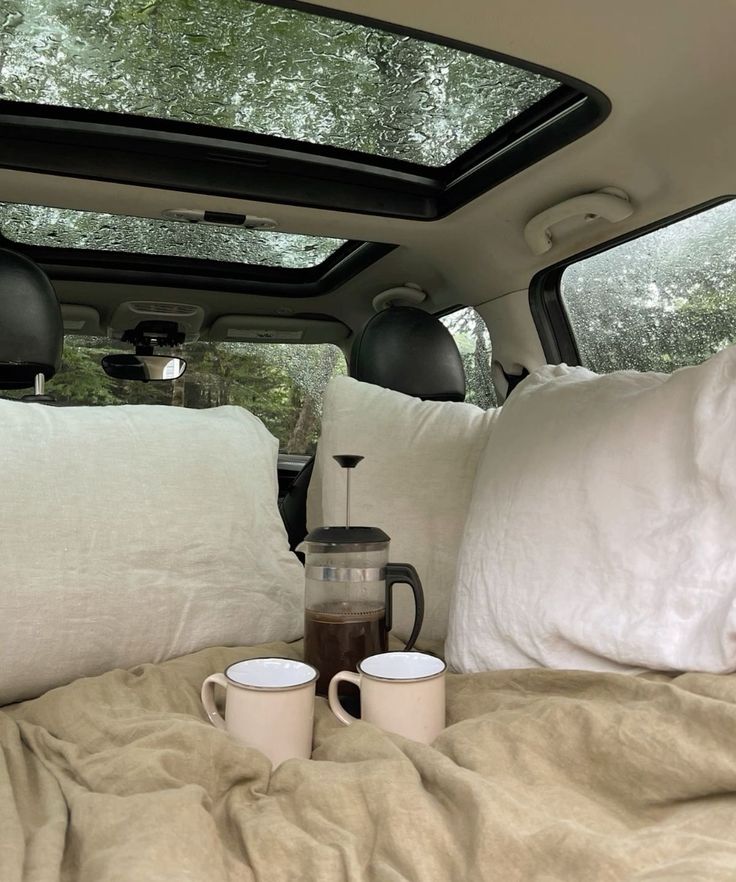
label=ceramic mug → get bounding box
[201,657,318,767]
[328,651,446,743]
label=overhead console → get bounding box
[108,301,205,343]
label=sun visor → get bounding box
[208,315,349,344]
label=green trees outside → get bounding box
[3,1,735,426]
[0,0,555,166]
[0,312,497,451]
[563,200,736,374]
[0,203,344,269]
[1,339,346,454]
[441,308,498,408]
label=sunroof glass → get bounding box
[0,1,560,167]
[0,203,347,269]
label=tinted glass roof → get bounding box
[0,203,347,269]
[0,0,560,167]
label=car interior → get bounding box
[2,1,736,880]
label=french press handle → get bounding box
[385,563,424,651]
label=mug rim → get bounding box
[357,651,447,683]
[224,656,319,692]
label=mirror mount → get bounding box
[121,320,186,352]
[105,320,188,382]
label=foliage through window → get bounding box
[0,203,347,269]
[0,0,559,167]
[440,307,497,408]
[561,200,736,373]
[0,337,346,454]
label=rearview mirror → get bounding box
[101,354,187,382]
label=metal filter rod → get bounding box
[332,454,365,529]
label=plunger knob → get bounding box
[333,454,364,469]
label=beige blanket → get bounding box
[3,643,736,881]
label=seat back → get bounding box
[279,306,466,551]
[0,249,63,393]
[349,306,465,402]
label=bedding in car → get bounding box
[3,642,736,881]
[308,376,499,642]
[447,344,736,675]
[0,400,303,705]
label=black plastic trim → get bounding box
[529,196,735,364]
[0,2,611,221]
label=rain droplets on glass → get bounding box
[561,200,736,373]
[0,0,559,166]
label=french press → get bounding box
[300,455,424,696]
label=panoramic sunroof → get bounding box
[0,0,560,168]
[0,203,346,269]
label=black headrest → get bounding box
[0,249,63,389]
[350,306,465,402]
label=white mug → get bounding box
[328,651,446,744]
[201,657,318,767]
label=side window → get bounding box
[561,199,736,373]
[2,338,346,455]
[440,307,498,408]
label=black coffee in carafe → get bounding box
[300,455,424,696]
[305,601,387,695]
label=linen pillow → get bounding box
[446,347,736,674]
[307,376,499,642]
[0,401,303,705]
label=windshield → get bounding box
[0,336,346,455]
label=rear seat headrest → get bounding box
[350,306,466,402]
[0,249,63,390]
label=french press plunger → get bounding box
[300,455,424,696]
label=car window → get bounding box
[1,0,559,168]
[440,307,498,408]
[561,199,736,373]
[0,337,346,455]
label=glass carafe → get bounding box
[300,526,424,696]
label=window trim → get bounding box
[0,0,610,221]
[528,196,735,365]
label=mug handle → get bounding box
[328,671,361,726]
[385,563,425,650]
[201,673,228,730]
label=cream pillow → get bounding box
[0,401,303,705]
[307,377,499,642]
[446,347,736,674]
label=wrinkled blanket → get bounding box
[3,643,736,882]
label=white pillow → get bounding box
[307,377,499,642]
[0,401,303,705]
[446,348,736,675]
